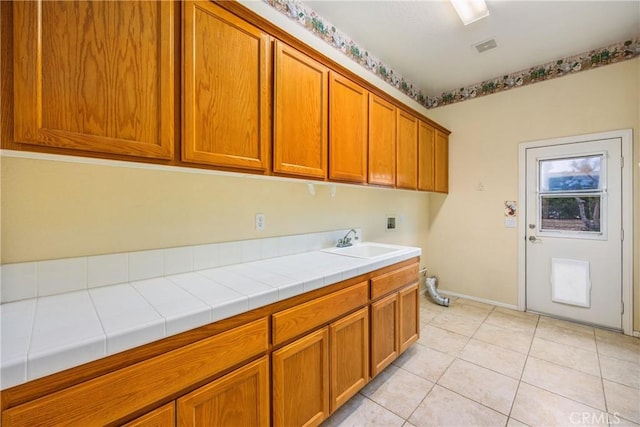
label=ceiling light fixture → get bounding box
[450,0,490,25]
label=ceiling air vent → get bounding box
[473,38,497,53]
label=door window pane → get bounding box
[539,155,602,192]
[541,196,601,232]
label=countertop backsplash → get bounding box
[0,228,361,304]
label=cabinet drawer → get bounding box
[273,281,368,346]
[370,263,419,300]
[2,318,269,427]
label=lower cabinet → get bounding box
[329,307,369,412]
[371,282,420,377]
[399,283,420,352]
[122,402,176,427]
[272,306,370,426]
[272,328,330,427]
[371,293,399,376]
[177,356,270,427]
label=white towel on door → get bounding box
[551,258,591,308]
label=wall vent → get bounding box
[474,38,497,53]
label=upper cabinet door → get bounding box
[182,1,270,172]
[417,121,436,192]
[395,109,418,190]
[368,95,396,186]
[13,1,175,159]
[273,41,328,179]
[434,130,449,193]
[328,72,368,183]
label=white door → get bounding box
[525,138,622,330]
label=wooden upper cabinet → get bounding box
[396,109,418,189]
[368,95,396,186]
[417,121,436,192]
[182,1,269,172]
[435,130,449,193]
[273,41,328,179]
[12,1,174,159]
[328,72,368,183]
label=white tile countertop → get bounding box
[0,243,420,390]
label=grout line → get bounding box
[505,312,540,422]
[593,329,610,415]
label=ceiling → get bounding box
[303,0,640,96]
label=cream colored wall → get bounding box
[426,58,639,328]
[1,156,429,266]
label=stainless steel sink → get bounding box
[321,243,405,259]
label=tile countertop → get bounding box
[0,244,421,390]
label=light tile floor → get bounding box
[322,295,640,427]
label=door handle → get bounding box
[528,235,539,243]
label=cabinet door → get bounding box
[13,1,174,159]
[370,293,399,377]
[122,403,175,427]
[273,41,328,179]
[273,328,329,427]
[182,1,269,172]
[328,72,368,183]
[2,319,269,426]
[435,130,449,193]
[330,307,369,413]
[396,110,418,189]
[417,121,436,191]
[398,283,420,353]
[368,95,396,186]
[177,356,269,427]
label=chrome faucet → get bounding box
[337,229,358,248]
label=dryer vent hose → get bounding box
[425,276,449,307]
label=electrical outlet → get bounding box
[255,213,265,231]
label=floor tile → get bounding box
[418,325,469,356]
[604,380,640,424]
[522,357,605,410]
[473,322,534,354]
[419,305,440,324]
[613,416,640,426]
[429,310,485,337]
[535,321,597,353]
[452,298,495,312]
[595,329,640,364]
[438,359,518,415]
[444,303,493,320]
[321,394,405,427]
[506,418,529,427]
[408,385,507,427]
[538,315,596,335]
[529,336,600,376]
[599,354,640,389]
[484,311,537,335]
[494,306,539,321]
[361,365,434,419]
[393,343,455,383]
[511,383,608,427]
[459,338,527,379]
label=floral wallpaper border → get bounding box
[263,0,640,109]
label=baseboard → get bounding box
[422,288,519,311]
